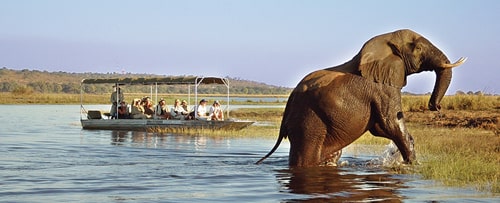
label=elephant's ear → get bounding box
[358,31,408,88]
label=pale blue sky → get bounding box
[1,0,499,93]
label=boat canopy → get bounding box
[81,76,228,86]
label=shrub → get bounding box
[11,86,33,95]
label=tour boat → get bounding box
[80,76,254,131]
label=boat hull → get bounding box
[81,119,254,131]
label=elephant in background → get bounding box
[257,29,466,167]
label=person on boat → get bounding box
[110,87,124,119]
[131,98,150,119]
[141,96,155,117]
[209,100,224,121]
[194,99,209,120]
[117,101,130,119]
[170,99,188,120]
[154,99,168,119]
[181,100,189,112]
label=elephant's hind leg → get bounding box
[288,113,329,167]
[320,149,342,166]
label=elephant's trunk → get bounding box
[428,67,452,111]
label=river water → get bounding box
[0,105,497,202]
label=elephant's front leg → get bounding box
[392,113,416,163]
[370,111,416,164]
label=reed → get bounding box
[151,125,281,138]
[148,108,283,137]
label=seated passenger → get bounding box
[193,99,209,120]
[181,100,189,112]
[131,99,150,119]
[209,100,224,121]
[142,96,155,116]
[182,100,195,120]
[154,99,169,119]
[117,101,130,119]
[170,99,188,120]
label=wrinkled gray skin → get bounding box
[257,29,465,167]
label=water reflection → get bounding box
[111,131,128,144]
[109,130,228,150]
[276,166,407,202]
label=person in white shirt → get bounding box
[195,99,209,120]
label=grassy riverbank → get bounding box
[0,92,289,105]
[232,107,499,194]
[2,92,498,108]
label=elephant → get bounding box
[256,29,466,167]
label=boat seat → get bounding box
[87,110,103,119]
[102,112,112,119]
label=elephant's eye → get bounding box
[413,43,422,53]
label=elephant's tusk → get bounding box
[442,57,467,68]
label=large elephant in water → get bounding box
[257,29,466,167]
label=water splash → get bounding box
[367,142,404,167]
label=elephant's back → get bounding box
[294,70,348,93]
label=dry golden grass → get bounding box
[402,94,499,111]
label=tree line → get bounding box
[0,68,292,95]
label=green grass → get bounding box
[410,124,499,193]
[354,124,500,193]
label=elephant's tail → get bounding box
[255,128,285,164]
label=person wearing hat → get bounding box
[170,99,188,120]
[181,100,189,113]
[154,99,168,119]
[142,96,154,117]
[130,98,150,119]
[209,100,224,121]
[195,99,209,120]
